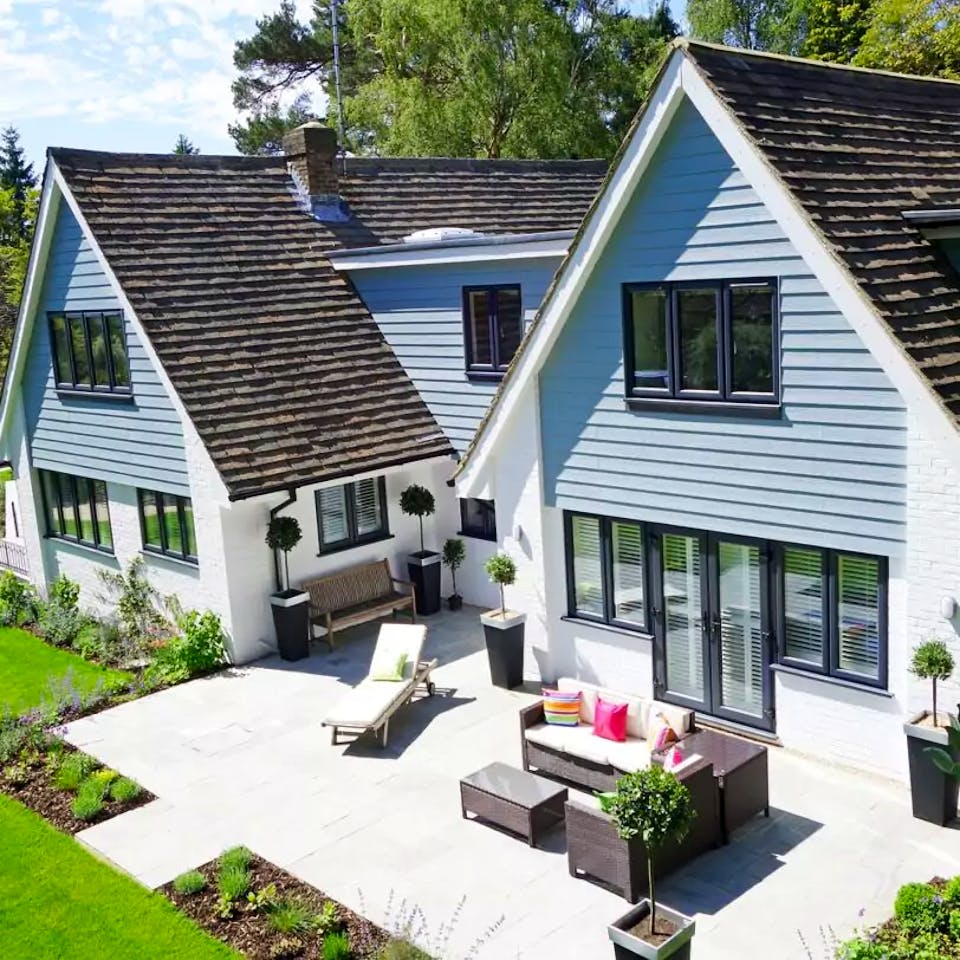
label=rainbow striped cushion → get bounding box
[542,689,581,726]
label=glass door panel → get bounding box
[662,533,705,704]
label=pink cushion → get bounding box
[593,697,628,743]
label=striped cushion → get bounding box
[542,689,581,726]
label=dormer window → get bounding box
[49,311,131,395]
[463,285,522,380]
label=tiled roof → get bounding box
[337,158,608,245]
[683,41,960,419]
[50,150,454,500]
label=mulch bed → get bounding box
[162,855,390,960]
[0,744,154,834]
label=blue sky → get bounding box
[0,0,686,172]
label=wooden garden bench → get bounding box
[301,559,416,649]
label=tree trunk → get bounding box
[648,854,656,935]
[283,551,290,593]
[934,677,939,727]
[419,517,424,553]
[499,583,505,615]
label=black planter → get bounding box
[905,714,960,825]
[270,590,310,662]
[408,551,441,616]
[481,611,525,689]
[608,900,695,960]
[447,594,463,612]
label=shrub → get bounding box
[0,571,34,626]
[835,938,890,960]
[219,845,253,872]
[910,639,955,724]
[39,596,88,648]
[322,931,352,960]
[484,552,517,615]
[147,610,226,684]
[399,484,435,553]
[109,776,142,804]
[893,882,947,935]
[217,863,251,903]
[53,752,99,792]
[77,774,111,802]
[315,900,339,936]
[945,875,960,906]
[265,516,302,593]
[270,938,305,960]
[97,558,169,652]
[90,768,118,787]
[173,870,207,896]
[441,539,465,598]
[267,897,316,935]
[376,941,431,960]
[71,783,104,821]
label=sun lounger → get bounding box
[322,623,437,748]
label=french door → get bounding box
[651,528,775,731]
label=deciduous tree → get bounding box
[686,0,811,53]
[852,0,960,78]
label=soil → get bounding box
[626,913,682,947]
[161,855,390,960]
[0,745,154,834]
[914,712,952,730]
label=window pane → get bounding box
[354,479,383,537]
[677,289,718,392]
[68,314,91,386]
[612,521,644,626]
[88,315,111,388]
[467,290,492,366]
[57,473,78,538]
[161,495,184,555]
[730,284,775,394]
[50,314,73,385]
[631,290,669,390]
[76,477,95,544]
[571,515,603,617]
[495,288,523,368]
[141,492,162,549]
[106,314,130,387]
[783,547,824,665]
[462,498,496,539]
[93,481,112,549]
[318,485,349,546]
[41,471,61,535]
[837,554,881,680]
[182,499,197,558]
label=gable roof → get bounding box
[44,150,605,501]
[456,41,960,487]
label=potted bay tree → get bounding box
[904,639,958,824]
[400,484,441,616]
[265,515,309,661]
[481,552,524,689]
[601,766,697,959]
[442,537,465,611]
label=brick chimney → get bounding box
[283,121,346,220]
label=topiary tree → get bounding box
[442,537,466,599]
[265,515,302,593]
[599,765,696,939]
[399,484,435,554]
[484,552,516,615]
[911,639,955,727]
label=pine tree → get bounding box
[172,134,199,155]
[0,127,36,242]
[803,0,875,62]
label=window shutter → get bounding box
[611,521,644,625]
[319,486,350,545]
[837,554,881,679]
[354,479,383,537]
[783,547,824,665]
[571,515,603,617]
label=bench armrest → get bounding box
[519,700,544,731]
[390,576,416,591]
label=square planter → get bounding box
[608,900,695,960]
[408,551,441,616]
[480,610,525,689]
[904,712,960,825]
[270,590,310,662]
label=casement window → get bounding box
[463,285,523,377]
[778,545,886,687]
[49,311,131,394]
[138,490,198,563]
[459,498,496,541]
[623,279,778,407]
[40,469,113,552]
[316,477,389,554]
[564,512,647,632]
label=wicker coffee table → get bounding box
[460,761,568,847]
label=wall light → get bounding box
[941,596,957,620]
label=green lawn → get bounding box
[0,627,130,715]
[0,794,238,959]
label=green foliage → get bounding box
[322,931,352,960]
[836,938,889,959]
[442,538,465,597]
[803,0,875,61]
[267,896,316,934]
[109,776,143,804]
[38,575,87,648]
[944,876,960,906]
[0,126,36,241]
[71,783,105,821]
[245,882,277,912]
[173,870,207,896]
[315,900,339,936]
[853,0,960,78]
[266,515,303,591]
[376,940,432,960]
[911,639,955,725]
[484,552,517,613]
[219,845,254,872]
[147,610,226,684]
[173,134,199,155]
[270,937,306,960]
[230,100,315,156]
[0,571,35,626]
[98,557,171,654]
[894,882,947,934]
[687,0,812,53]
[400,484,436,553]
[217,863,252,904]
[53,752,99,791]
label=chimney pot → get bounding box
[283,122,339,201]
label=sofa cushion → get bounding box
[605,738,652,774]
[594,697,628,742]
[556,677,649,738]
[542,689,581,726]
[652,700,694,735]
[524,722,614,765]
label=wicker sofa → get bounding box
[519,677,695,792]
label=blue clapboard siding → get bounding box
[539,97,907,556]
[22,199,189,495]
[350,258,560,452]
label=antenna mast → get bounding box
[331,0,347,172]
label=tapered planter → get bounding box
[270,590,310,662]
[608,900,695,960]
[447,594,463,612]
[408,551,441,615]
[480,610,525,689]
[905,713,960,825]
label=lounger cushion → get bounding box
[324,678,412,728]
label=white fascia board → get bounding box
[329,235,570,271]
[678,58,960,466]
[49,164,232,503]
[456,51,685,494]
[0,163,59,454]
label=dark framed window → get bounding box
[39,469,113,553]
[463,285,523,377]
[623,279,778,406]
[776,544,887,687]
[48,311,131,393]
[563,512,647,632]
[459,498,496,541]
[316,477,389,554]
[138,490,197,564]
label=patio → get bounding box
[64,606,960,960]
